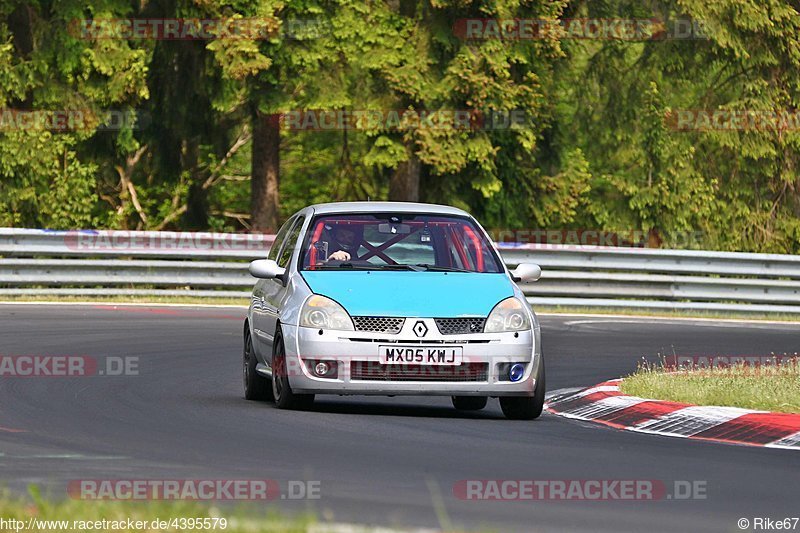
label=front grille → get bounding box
[353,316,405,335]
[435,318,486,335]
[351,361,488,382]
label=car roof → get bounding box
[307,201,470,217]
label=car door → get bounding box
[252,216,295,356]
[260,215,305,357]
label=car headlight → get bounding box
[300,295,355,331]
[484,297,531,332]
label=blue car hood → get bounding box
[300,271,514,317]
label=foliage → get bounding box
[0,0,798,252]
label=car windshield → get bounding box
[299,213,503,273]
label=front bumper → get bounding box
[281,318,541,396]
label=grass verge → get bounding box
[533,305,800,322]
[0,295,248,306]
[620,361,800,413]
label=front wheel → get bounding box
[500,358,546,420]
[271,329,315,410]
[451,396,488,411]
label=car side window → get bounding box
[277,216,305,268]
[267,216,296,261]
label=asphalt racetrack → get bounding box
[0,304,798,532]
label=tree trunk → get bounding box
[388,149,420,202]
[251,111,280,232]
[647,228,663,248]
[181,139,209,230]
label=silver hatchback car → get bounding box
[243,202,545,419]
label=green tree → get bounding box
[0,0,148,228]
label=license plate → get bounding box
[379,345,463,365]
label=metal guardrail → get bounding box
[2,228,800,313]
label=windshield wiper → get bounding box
[415,264,474,273]
[311,263,456,272]
[310,263,421,271]
[372,264,424,271]
[310,263,378,270]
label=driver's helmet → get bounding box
[328,223,363,255]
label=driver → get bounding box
[327,224,363,261]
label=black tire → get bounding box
[271,329,315,410]
[451,396,488,411]
[500,357,546,420]
[243,324,273,401]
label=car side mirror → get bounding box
[249,259,286,280]
[511,263,541,283]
